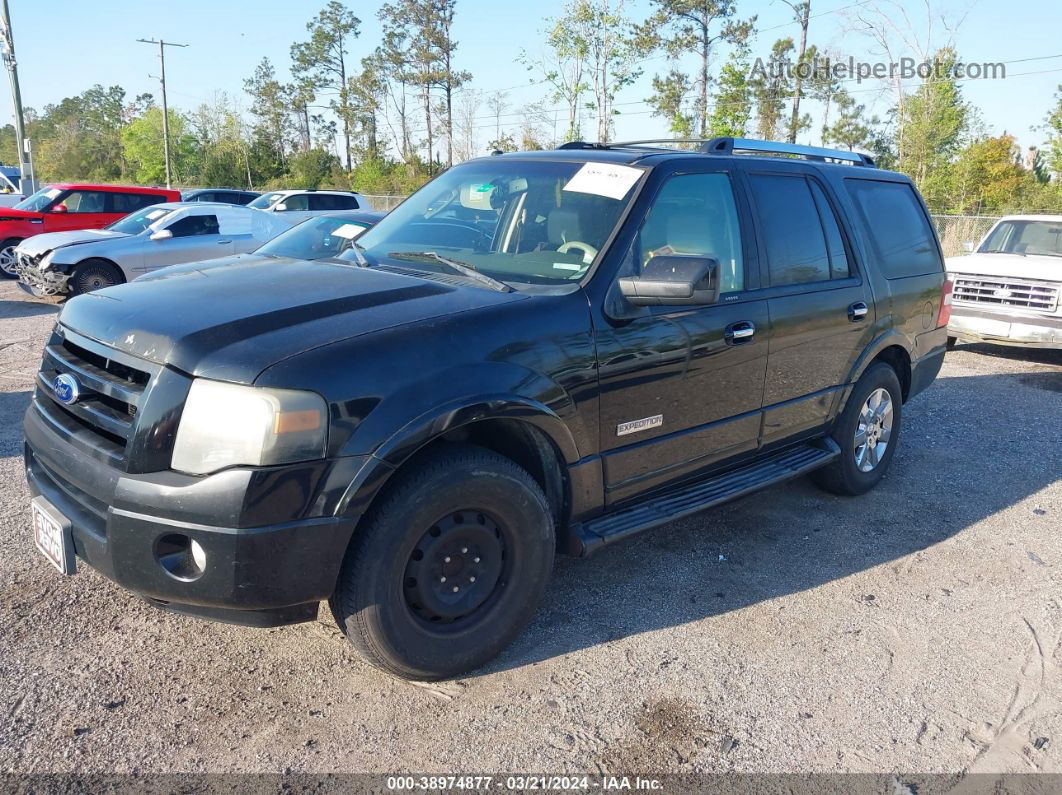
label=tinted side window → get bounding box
[808,180,850,278]
[111,192,161,213]
[168,214,220,237]
[282,194,309,211]
[845,179,942,278]
[750,174,830,286]
[59,190,109,213]
[636,172,744,293]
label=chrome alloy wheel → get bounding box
[0,245,18,275]
[854,387,893,473]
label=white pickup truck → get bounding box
[945,214,1062,349]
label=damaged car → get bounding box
[16,202,289,297]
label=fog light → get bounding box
[155,533,206,581]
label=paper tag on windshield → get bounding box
[331,223,366,240]
[563,162,642,201]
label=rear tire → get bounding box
[811,362,903,496]
[70,259,124,296]
[329,444,555,680]
[0,238,22,278]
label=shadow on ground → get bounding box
[0,299,60,319]
[955,341,1062,367]
[485,367,1062,675]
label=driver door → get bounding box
[45,190,112,233]
[594,167,769,505]
[136,213,234,273]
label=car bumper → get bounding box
[17,265,70,298]
[949,306,1062,348]
[23,401,363,627]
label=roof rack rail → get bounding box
[555,137,876,167]
[701,137,876,167]
[557,141,610,150]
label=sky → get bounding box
[4,0,1062,157]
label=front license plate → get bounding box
[32,497,75,575]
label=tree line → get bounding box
[3,0,1062,214]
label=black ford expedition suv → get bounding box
[25,138,949,680]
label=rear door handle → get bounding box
[848,301,869,321]
[217,240,232,244]
[725,320,756,343]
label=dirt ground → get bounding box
[0,278,1059,776]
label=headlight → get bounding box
[39,251,55,270]
[171,379,328,475]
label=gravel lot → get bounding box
[0,278,1059,776]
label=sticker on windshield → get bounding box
[331,223,366,240]
[562,162,642,201]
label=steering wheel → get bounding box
[558,240,598,265]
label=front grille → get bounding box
[35,330,155,463]
[952,274,1060,313]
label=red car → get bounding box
[0,183,180,277]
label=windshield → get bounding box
[256,215,371,260]
[14,186,62,212]
[249,192,283,209]
[979,220,1062,258]
[348,158,644,285]
[107,206,175,235]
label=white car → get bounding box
[945,214,1062,349]
[247,189,372,225]
[15,202,289,297]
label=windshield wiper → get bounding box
[387,251,512,292]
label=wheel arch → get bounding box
[336,398,579,534]
[845,330,913,403]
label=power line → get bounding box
[136,37,188,189]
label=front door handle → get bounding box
[217,240,232,245]
[725,320,756,343]
[848,301,869,321]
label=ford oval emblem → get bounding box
[53,373,80,405]
[992,287,1013,299]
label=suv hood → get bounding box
[946,252,1062,283]
[19,229,129,258]
[58,255,526,383]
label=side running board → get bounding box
[571,439,841,556]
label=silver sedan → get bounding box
[15,202,289,297]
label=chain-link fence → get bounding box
[930,214,1000,258]
[362,194,408,212]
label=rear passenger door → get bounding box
[746,169,875,446]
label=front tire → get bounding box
[811,362,903,496]
[0,238,22,278]
[330,444,555,680]
[70,259,124,296]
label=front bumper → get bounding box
[24,400,365,627]
[17,263,69,298]
[949,306,1062,348]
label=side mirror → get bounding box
[150,229,173,241]
[618,255,719,306]
[274,202,288,212]
[961,240,975,253]
[52,204,68,214]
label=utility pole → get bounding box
[0,0,31,193]
[136,37,187,189]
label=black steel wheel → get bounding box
[330,444,555,680]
